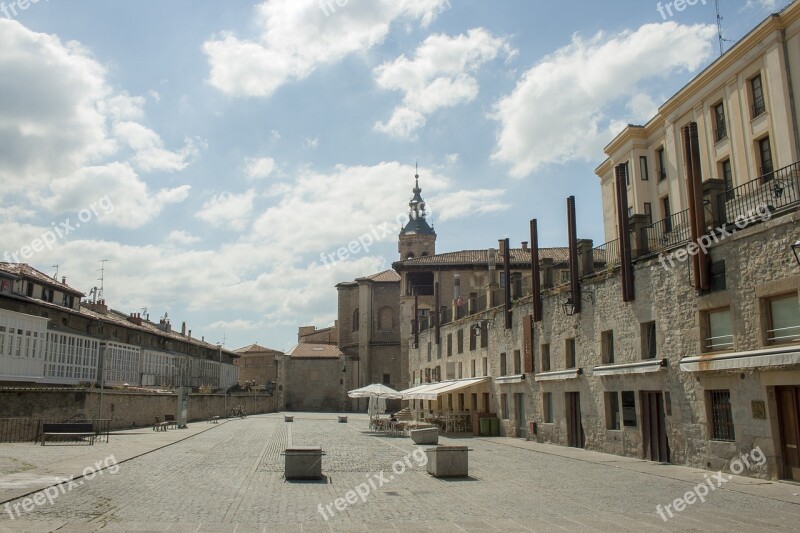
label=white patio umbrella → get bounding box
[347,383,403,399]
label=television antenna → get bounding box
[51,265,59,279]
[97,259,110,301]
[715,0,736,56]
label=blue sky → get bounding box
[0,0,791,351]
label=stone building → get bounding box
[298,323,338,345]
[0,263,239,390]
[279,341,345,412]
[337,270,401,410]
[402,3,800,481]
[233,343,282,389]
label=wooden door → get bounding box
[777,387,800,480]
[566,392,584,448]
[641,391,670,462]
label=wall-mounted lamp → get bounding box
[792,240,800,266]
[562,290,594,317]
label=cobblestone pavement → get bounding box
[1,412,800,532]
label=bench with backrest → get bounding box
[164,414,178,428]
[40,422,95,446]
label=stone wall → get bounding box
[282,358,344,412]
[0,389,276,430]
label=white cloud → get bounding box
[491,22,717,178]
[304,137,319,150]
[244,157,277,180]
[166,230,201,246]
[196,190,256,232]
[203,0,450,97]
[0,19,195,225]
[431,189,508,221]
[374,28,512,138]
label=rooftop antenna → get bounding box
[51,265,59,280]
[715,0,735,57]
[97,259,109,301]
[217,332,227,348]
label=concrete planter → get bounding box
[425,445,470,478]
[283,447,324,480]
[411,427,438,445]
[284,415,294,422]
[338,415,348,423]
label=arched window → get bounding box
[405,252,415,259]
[352,308,359,331]
[378,306,394,331]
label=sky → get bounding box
[0,0,792,352]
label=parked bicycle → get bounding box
[228,405,246,418]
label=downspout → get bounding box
[782,28,800,162]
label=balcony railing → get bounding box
[588,239,620,274]
[719,160,800,225]
[406,284,434,296]
[714,123,728,143]
[752,98,766,118]
[474,294,487,313]
[657,168,667,181]
[644,208,691,254]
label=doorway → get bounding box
[641,391,670,462]
[777,386,800,480]
[515,393,526,438]
[565,392,584,448]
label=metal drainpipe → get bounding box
[782,28,800,162]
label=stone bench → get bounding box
[425,445,471,478]
[411,427,439,445]
[283,447,324,480]
[337,415,348,423]
[284,415,294,422]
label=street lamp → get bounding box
[562,290,594,317]
[792,240,800,266]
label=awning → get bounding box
[400,377,489,401]
[680,346,800,372]
[593,359,667,377]
[495,374,526,384]
[535,368,583,382]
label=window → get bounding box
[471,359,476,377]
[457,329,464,354]
[427,342,431,362]
[627,207,633,218]
[457,362,463,379]
[601,331,614,364]
[661,196,672,232]
[606,392,621,430]
[500,352,507,376]
[641,321,657,359]
[644,202,653,225]
[469,326,477,351]
[560,270,570,283]
[383,373,391,385]
[767,294,800,344]
[513,350,521,374]
[751,74,765,117]
[352,309,359,331]
[499,271,506,288]
[759,136,773,181]
[565,338,576,369]
[541,344,551,372]
[639,156,649,181]
[501,394,509,419]
[622,391,637,427]
[656,148,667,181]
[480,321,488,348]
[447,333,452,357]
[721,158,734,197]
[709,390,735,441]
[705,308,734,351]
[26,282,34,297]
[713,102,727,141]
[543,393,554,423]
[482,357,488,376]
[710,260,726,292]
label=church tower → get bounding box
[398,168,436,260]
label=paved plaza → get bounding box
[1,413,799,532]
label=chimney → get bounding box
[188,330,192,339]
[521,242,528,251]
[181,321,187,336]
[61,276,66,285]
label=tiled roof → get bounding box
[0,263,85,296]
[396,248,570,267]
[235,343,283,354]
[288,343,342,359]
[358,269,401,283]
